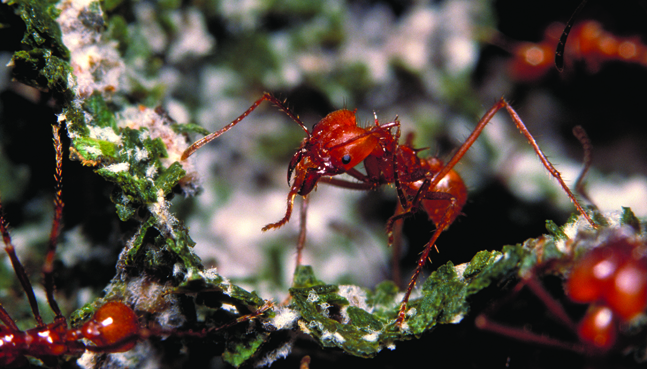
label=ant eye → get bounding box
[341,155,351,165]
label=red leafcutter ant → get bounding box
[555,0,647,72]
[504,19,647,81]
[476,225,647,355]
[0,123,270,367]
[182,93,597,325]
[0,123,141,367]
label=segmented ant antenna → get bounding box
[555,0,590,71]
[0,123,65,329]
[182,93,310,160]
[0,123,274,366]
[43,122,65,323]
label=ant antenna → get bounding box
[43,122,65,322]
[182,93,310,160]
[0,123,65,328]
[555,0,590,72]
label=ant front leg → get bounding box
[262,184,300,232]
[295,195,310,267]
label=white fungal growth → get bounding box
[56,0,126,98]
[267,306,299,330]
[405,307,417,318]
[297,320,311,335]
[115,105,195,175]
[253,340,294,368]
[220,303,239,314]
[134,146,149,161]
[337,285,370,311]
[219,277,234,297]
[199,267,221,280]
[145,165,158,178]
[453,263,468,281]
[362,331,380,342]
[319,302,331,318]
[87,125,121,144]
[148,191,179,234]
[104,162,130,173]
[306,289,319,303]
[449,313,464,324]
[320,330,346,344]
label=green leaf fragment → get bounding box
[545,219,568,240]
[10,0,69,59]
[12,49,71,92]
[222,332,268,368]
[171,123,211,136]
[288,246,525,357]
[621,207,641,231]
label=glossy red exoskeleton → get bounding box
[476,225,647,354]
[182,93,597,325]
[0,123,271,367]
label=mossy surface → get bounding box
[1,0,647,368]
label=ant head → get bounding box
[287,109,382,195]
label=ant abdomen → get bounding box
[78,301,141,353]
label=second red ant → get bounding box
[182,93,597,325]
[0,123,270,367]
[476,219,647,356]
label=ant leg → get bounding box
[385,176,435,250]
[0,197,45,327]
[524,275,577,330]
[296,195,310,267]
[475,273,583,353]
[318,176,375,191]
[391,201,405,288]
[42,123,65,322]
[182,93,310,160]
[262,185,300,232]
[501,100,596,228]
[475,311,584,353]
[428,98,596,229]
[0,303,19,331]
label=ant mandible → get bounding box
[182,93,597,325]
[0,123,270,367]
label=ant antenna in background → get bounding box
[555,0,590,72]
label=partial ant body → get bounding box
[476,226,647,354]
[0,123,269,367]
[477,129,647,354]
[0,123,141,367]
[505,19,647,81]
[182,93,596,325]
